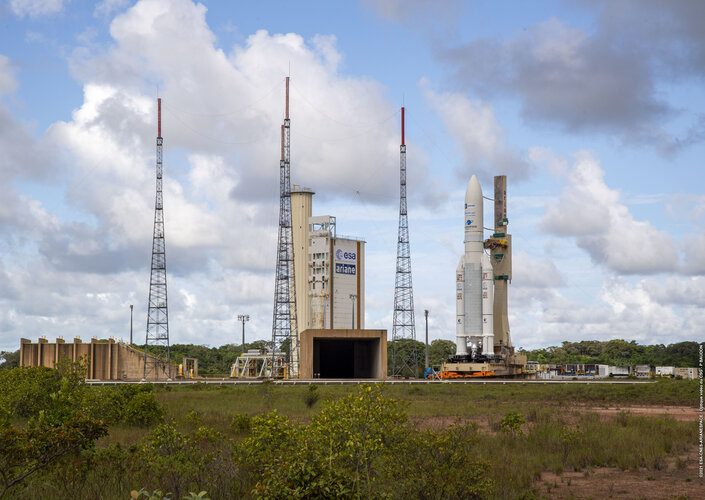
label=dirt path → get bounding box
[410,404,701,430]
[535,448,703,499]
[572,404,699,421]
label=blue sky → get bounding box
[1,0,704,353]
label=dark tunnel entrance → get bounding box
[313,338,379,378]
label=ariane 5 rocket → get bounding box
[456,175,495,356]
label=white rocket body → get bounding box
[456,176,494,356]
[455,259,466,355]
[481,252,494,355]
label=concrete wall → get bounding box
[291,188,314,332]
[19,337,173,381]
[299,328,386,379]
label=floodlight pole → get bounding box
[424,309,429,369]
[130,304,133,345]
[238,314,250,352]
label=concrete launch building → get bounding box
[291,186,385,379]
[292,187,366,331]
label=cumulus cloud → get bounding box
[540,151,678,274]
[9,0,67,18]
[36,0,425,280]
[424,85,530,183]
[441,18,665,130]
[681,231,705,275]
[642,275,705,306]
[0,0,439,349]
[0,55,54,182]
[513,276,700,349]
[512,251,564,289]
[438,8,705,153]
[70,0,412,204]
[589,0,705,77]
[0,55,59,250]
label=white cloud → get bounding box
[0,55,18,95]
[528,146,569,178]
[642,275,705,306]
[0,0,433,349]
[512,251,565,289]
[541,151,678,274]
[680,231,705,275]
[94,0,129,18]
[512,276,700,349]
[69,0,411,204]
[438,10,705,155]
[10,0,67,18]
[424,84,530,183]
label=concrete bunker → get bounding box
[299,329,387,379]
[314,337,379,378]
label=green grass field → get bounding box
[144,379,698,429]
[95,379,700,499]
[7,378,701,499]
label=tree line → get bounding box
[519,339,702,367]
[2,338,700,376]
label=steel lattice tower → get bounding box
[271,77,298,378]
[391,107,418,378]
[144,98,171,380]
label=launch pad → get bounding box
[441,354,526,378]
[441,174,525,378]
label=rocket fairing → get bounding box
[456,175,494,356]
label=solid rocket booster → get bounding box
[456,175,494,356]
[481,252,494,355]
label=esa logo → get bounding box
[335,249,356,262]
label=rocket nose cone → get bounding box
[465,175,482,204]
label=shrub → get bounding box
[0,366,62,418]
[185,410,202,428]
[123,391,165,426]
[303,384,320,409]
[244,384,494,499]
[231,413,251,433]
[0,361,108,499]
[500,412,525,436]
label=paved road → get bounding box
[86,378,656,386]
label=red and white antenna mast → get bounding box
[391,106,418,377]
[144,97,171,380]
[271,77,298,378]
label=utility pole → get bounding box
[424,309,429,369]
[238,314,249,352]
[349,294,357,329]
[130,304,133,344]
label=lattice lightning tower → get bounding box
[391,107,418,377]
[271,77,298,378]
[144,97,171,380]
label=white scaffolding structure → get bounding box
[230,350,288,378]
